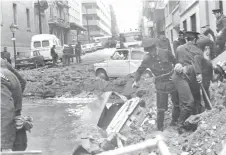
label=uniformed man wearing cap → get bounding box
[201,25,215,42]
[132,38,179,131]
[1,58,26,151]
[172,31,204,134]
[158,31,172,52]
[173,30,186,56]
[212,9,226,56]
[197,34,215,60]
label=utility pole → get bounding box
[38,0,42,34]
[85,7,90,43]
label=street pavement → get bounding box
[22,48,115,155]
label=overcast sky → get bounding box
[108,0,142,33]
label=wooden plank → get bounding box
[106,98,140,135]
[97,138,158,155]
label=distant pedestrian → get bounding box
[173,30,186,56]
[212,9,226,56]
[63,45,70,66]
[51,45,58,66]
[75,42,82,63]
[69,44,74,63]
[1,47,11,64]
[157,31,172,52]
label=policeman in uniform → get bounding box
[197,34,215,60]
[173,30,186,56]
[212,9,226,56]
[158,31,172,52]
[201,25,215,42]
[172,31,204,134]
[132,38,179,131]
[1,58,26,151]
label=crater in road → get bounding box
[22,93,98,155]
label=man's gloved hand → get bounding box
[174,63,184,73]
[196,74,203,84]
[132,81,138,88]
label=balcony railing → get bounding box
[56,0,69,8]
[48,16,70,28]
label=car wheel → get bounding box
[96,69,109,80]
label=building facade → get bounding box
[164,0,226,54]
[141,0,165,38]
[1,0,49,58]
[81,0,111,42]
[46,0,70,45]
[67,0,86,44]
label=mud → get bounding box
[19,62,226,155]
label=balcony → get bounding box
[165,14,173,27]
[172,6,180,28]
[56,0,69,8]
[48,16,70,29]
[90,31,104,36]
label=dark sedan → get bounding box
[16,50,45,69]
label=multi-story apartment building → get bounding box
[81,0,111,42]
[67,0,86,44]
[46,0,70,45]
[1,0,49,58]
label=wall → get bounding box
[180,1,200,32]
[1,1,37,57]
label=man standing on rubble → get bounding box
[132,38,180,131]
[172,31,204,134]
[212,9,226,56]
[173,30,186,56]
[51,45,58,66]
[201,25,216,42]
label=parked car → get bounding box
[15,50,45,69]
[82,44,93,53]
[94,48,151,80]
[95,42,103,50]
[31,34,63,62]
[90,43,97,52]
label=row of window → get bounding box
[182,13,196,32]
[13,3,31,29]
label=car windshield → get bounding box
[34,41,41,48]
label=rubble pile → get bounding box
[20,64,109,98]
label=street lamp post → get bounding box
[10,23,17,68]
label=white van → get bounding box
[31,34,63,62]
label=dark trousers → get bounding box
[172,72,195,128]
[215,39,226,57]
[52,55,58,66]
[156,90,180,131]
[75,55,81,63]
